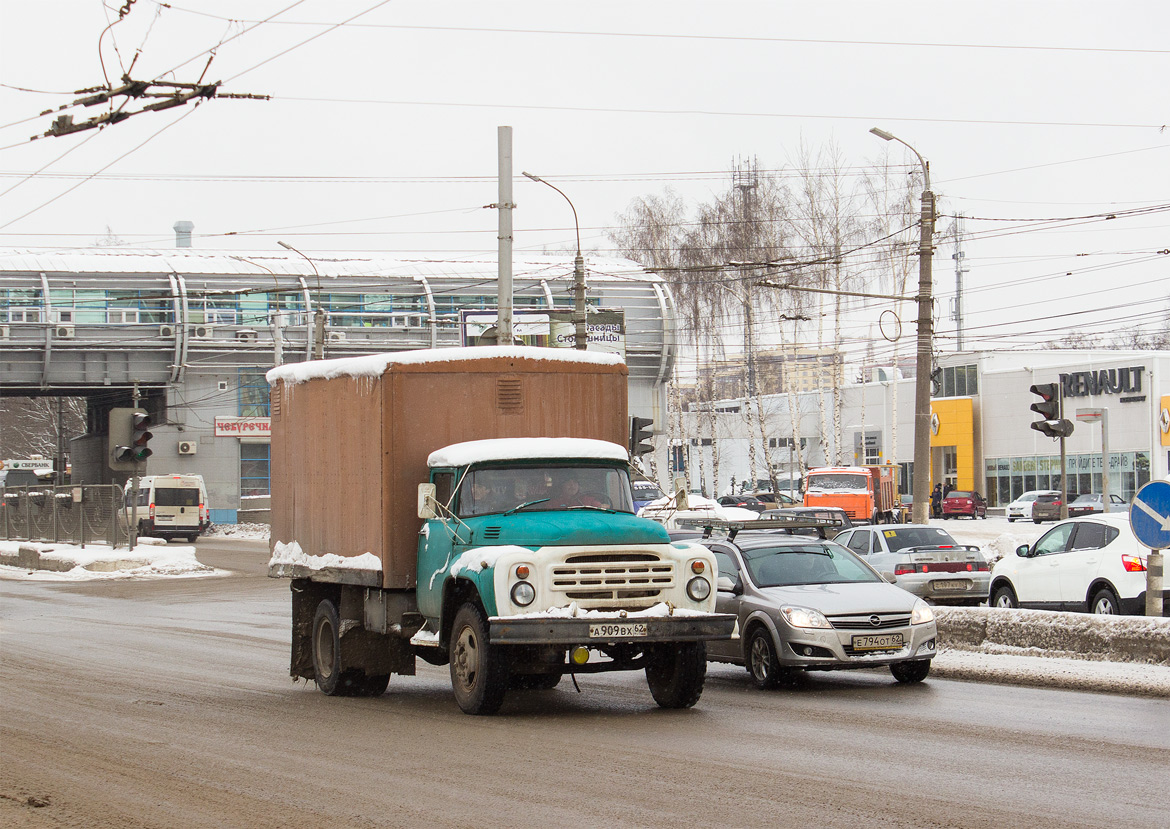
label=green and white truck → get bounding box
[267,346,734,714]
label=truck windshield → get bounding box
[806,474,868,492]
[457,465,635,517]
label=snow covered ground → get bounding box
[2,517,1167,697]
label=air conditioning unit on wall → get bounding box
[193,325,215,338]
[159,324,175,337]
[236,329,258,342]
[326,331,347,343]
[178,440,198,456]
[55,324,75,338]
[0,325,9,339]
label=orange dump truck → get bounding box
[803,465,901,524]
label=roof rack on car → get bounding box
[673,514,846,541]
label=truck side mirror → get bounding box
[672,476,690,510]
[417,483,438,519]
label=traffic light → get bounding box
[629,416,654,457]
[1029,383,1074,439]
[109,408,153,471]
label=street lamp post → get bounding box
[870,127,935,525]
[522,171,588,350]
[278,241,325,360]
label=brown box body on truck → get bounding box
[269,349,629,589]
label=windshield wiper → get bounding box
[504,498,550,515]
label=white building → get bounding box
[675,350,1166,506]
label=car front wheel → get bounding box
[992,585,1018,609]
[890,660,931,683]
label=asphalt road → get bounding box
[1,538,1166,828]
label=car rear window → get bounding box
[154,488,201,507]
[883,526,957,551]
[947,491,973,499]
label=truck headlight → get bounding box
[686,576,711,602]
[511,581,535,607]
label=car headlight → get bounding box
[510,581,535,607]
[911,599,935,625]
[780,604,832,629]
[686,576,711,602]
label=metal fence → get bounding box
[0,484,127,547]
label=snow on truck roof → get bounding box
[428,437,629,468]
[266,345,624,386]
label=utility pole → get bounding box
[496,126,514,345]
[952,213,968,351]
[733,157,760,396]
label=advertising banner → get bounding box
[459,308,626,358]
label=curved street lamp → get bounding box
[870,127,935,526]
[278,240,325,359]
[522,171,588,350]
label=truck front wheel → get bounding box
[645,642,706,709]
[449,603,510,715]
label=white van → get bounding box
[122,474,209,542]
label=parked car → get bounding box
[941,490,987,519]
[759,506,854,537]
[834,524,990,606]
[717,495,767,513]
[631,480,664,512]
[751,491,798,510]
[989,514,1167,615]
[1006,489,1060,522]
[1067,492,1127,517]
[702,531,937,686]
[1030,492,1063,523]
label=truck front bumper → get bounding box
[489,612,737,645]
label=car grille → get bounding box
[828,613,911,631]
[551,552,674,601]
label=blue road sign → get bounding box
[1129,480,1170,549]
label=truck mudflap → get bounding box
[488,612,737,645]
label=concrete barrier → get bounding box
[936,606,1170,666]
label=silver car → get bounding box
[703,534,937,686]
[834,524,990,606]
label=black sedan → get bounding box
[717,495,767,513]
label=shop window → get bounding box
[240,443,270,497]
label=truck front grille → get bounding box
[551,553,674,602]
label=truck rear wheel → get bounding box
[311,599,347,695]
[311,599,375,696]
[645,642,706,709]
[449,603,510,715]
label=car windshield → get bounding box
[881,526,958,551]
[633,483,663,500]
[456,464,634,517]
[806,473,868,492]
[742,543,880,586]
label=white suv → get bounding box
[1005,489,1059,522]
[989,514,1166,615]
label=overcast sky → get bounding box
[1,1,1167,367]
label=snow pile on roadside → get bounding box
[206,523,270,541]
[931,648,1170,697]
[0,539,215,581]
[936,605,1170,665]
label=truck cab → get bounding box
[415,437,733,713]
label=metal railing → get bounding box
[0,485,126,547]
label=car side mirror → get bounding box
[417,483,438,519]
[716,575,742,595]
[880,570,897,583]
[1015,544,1031,558]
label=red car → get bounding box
[941,490,987,519]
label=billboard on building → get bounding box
[459,309,626,358]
